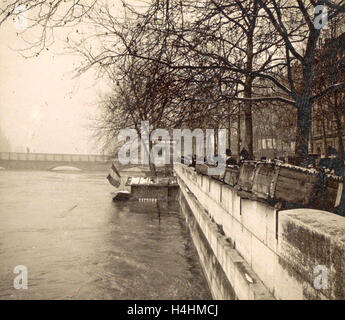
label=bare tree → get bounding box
[3,0,345,166]
[94,47,184,174]
[314,19,345,160]
[256,0,345,163]
[138,0,284,159]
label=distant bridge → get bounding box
[0,152,140,172]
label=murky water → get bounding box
[0,170,211,300]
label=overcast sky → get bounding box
[0,11,109,155]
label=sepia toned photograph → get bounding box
[0,0,344,306]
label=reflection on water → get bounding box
[0,170,211,300]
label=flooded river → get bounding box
[0,170,211,300]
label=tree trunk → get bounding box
[243,79,254,159]
[309,122,314,154]
[295,96,313,164]
[335,116,344,162]
[243,39,254,159]
[237,106,241,157]
[322,116,328,157]
[228,117,231,151]
[241,4,258,160]
[334,93,344,161]
[138,126,157,176]
[148,139,157,176]
[215,127,218,156]
[295,47,316,165]
[294,28,319,165]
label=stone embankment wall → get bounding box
[175,164,345,300]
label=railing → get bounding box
[0,152,110,162]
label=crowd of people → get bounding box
[185,145,345,178]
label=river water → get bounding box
[0,170,211,300]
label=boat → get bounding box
[112,190,131,201]
[107,162,178,201]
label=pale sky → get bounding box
[0,11,110,155]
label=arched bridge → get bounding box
[0,152,139,172]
